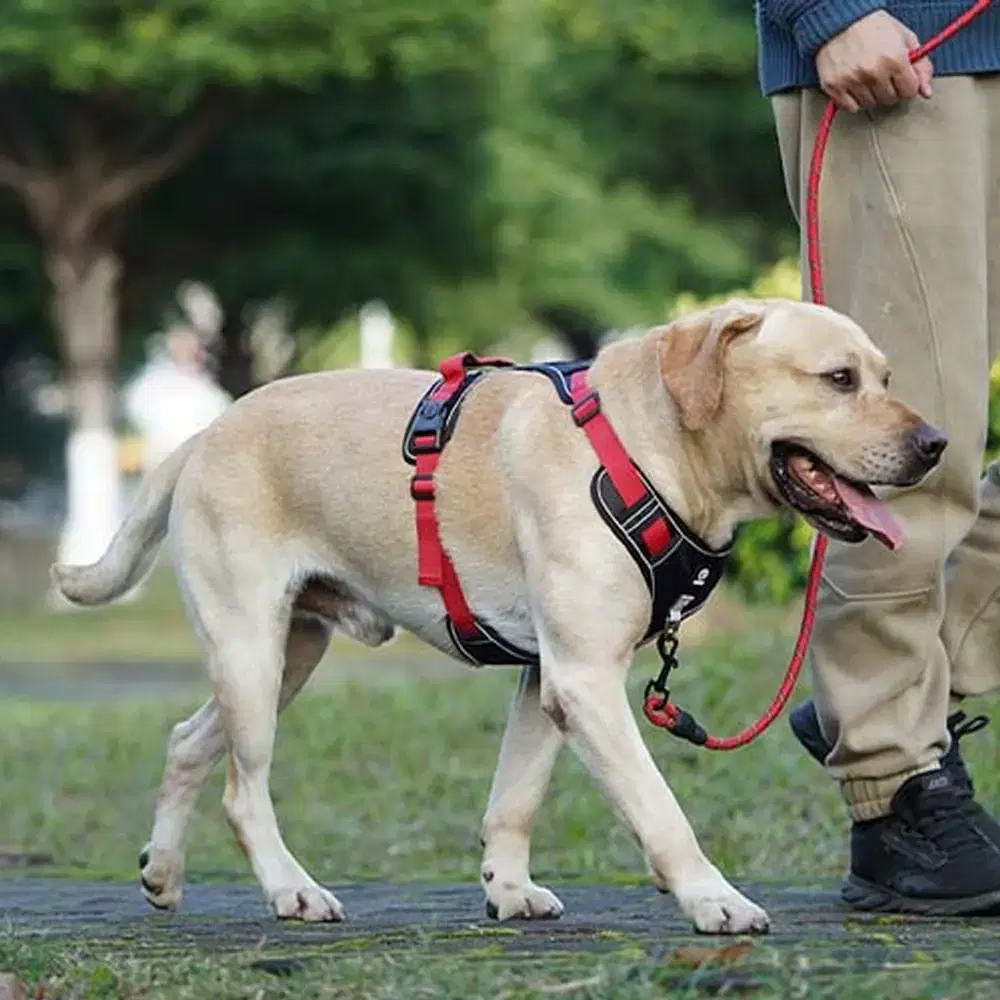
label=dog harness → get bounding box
[402,353,731,666]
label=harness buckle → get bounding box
[410,474,436,501]
[410,431,442,456]
[571,390,602,427]
[409,398,447,455]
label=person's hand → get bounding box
[815,10,934,113]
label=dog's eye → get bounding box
[823,368,858,393]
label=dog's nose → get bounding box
[910,423,948,467]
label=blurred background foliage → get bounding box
[1,0,994,604]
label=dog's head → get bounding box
[655,298,946,549]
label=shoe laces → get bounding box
[897,778,991,859]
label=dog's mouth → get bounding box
[769,442,905,550]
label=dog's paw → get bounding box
[138,843,185,911]
[484,880,564,921]
[271,884,346,923]
[676,882,770,935]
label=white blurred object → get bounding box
[246,300,296,383]
[177,280,224,348]
[359,300,395,369]
[530,334,574,363]
[124,323,233,472]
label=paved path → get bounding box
[3,878,999,971]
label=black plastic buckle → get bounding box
[409,398,446,454]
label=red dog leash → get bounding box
[642,0,994,749]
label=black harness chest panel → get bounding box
[402,360,730,666]
[590,467,730,642]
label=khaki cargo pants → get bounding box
[772,75,1000,820]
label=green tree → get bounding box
[480,0,795,338]
[0,0,489,429]
[123,69,494,392]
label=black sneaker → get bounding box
[845,768,1000,914]
[789,700,1000,914]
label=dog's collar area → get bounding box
[401,354,731,668]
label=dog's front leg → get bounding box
[479,664,566,921]
[540,649,770,935]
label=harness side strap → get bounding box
[568,370,647,508]
[411,360,469,589]
[412,353,510,637]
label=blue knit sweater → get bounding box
[756,1,1000,96]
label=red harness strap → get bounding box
[410,354,515,638]
[569,370,672,559]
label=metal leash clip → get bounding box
[642,608,709,746]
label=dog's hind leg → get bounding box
[209,584,344,922]
[139,613,332,914]
[479,664,566,921]
[139,697,224,911]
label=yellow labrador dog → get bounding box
[52,299,945,935]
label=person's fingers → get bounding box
[900,24,935,97]
[914,56,934,97]
[890,63,921,100]
[823,83,860,113]
[848,83,879,111]
[872,74,902,105]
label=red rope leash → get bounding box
[643,0,994,749]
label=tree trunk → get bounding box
[48,248,125,571]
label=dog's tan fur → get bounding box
[53,299,936,934]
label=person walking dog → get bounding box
[755,0,1000,913]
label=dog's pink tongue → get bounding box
[832,478,906,550]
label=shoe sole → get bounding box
[843,875,1000,917]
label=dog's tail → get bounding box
[51,433,202,607]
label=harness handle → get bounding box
[438,353,517,382]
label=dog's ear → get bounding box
[657,301,764,431]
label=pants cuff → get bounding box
[840,762,942,822]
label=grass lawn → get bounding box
[1,625,1000,996]
[0,564,202,664]
[2,542,999,997]
[2,934,997,1000]
[2,632,865,885]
